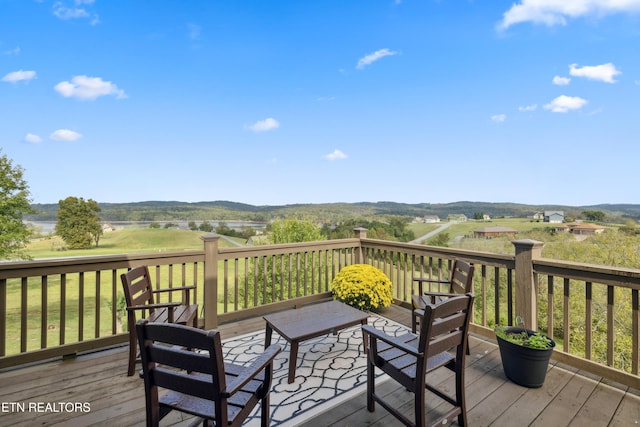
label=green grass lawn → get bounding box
[26,227,240,258]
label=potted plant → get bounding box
[494,318,556,388]
[332,264,392,312]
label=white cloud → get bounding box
[356,48,398,70]
[553,75,571,85]
[247,118,280,133]
[187,23,201,40]
[50,129,83,141]
[53,5,90,20]
[569,63,621,83]
[518,104,538,112]
[498,0,640,30]
[53,1,99,25]
[2,70,36,83]
[4,46,20,55]
[24,133,42,143]
[544,95,587,113]
[324,149,347,161]
[54,75,127,100]
[491,114,507,123]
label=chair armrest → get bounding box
[362,325,422,357]
[413,277,449,296]
[126,302,182,312]
[413,277,449,284]
[224,344,281,397]
[153,285,197,304]
[152,285,196,294]
[422,291,460,298]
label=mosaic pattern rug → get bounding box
[221,314,409,426]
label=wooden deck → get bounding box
[1,305,639,426]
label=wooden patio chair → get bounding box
[120,265,198,376]
[411,259,474,334]
[136,319,281,427]
[362,293,475,427]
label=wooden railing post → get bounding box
[353,227,367,264]
[512,239,544,331]
[201,234,221,330]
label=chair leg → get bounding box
[261,394,270,427]
[456,360,467,427]
[366,354,375,412]
[414,385,426,427]
[127,332,136,377]
[412,311,417,334]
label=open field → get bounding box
[25,228,242,258]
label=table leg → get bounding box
[265,323,273,348]
[361,319,369,352]
[288,341,299,384]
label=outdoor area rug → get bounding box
[221,313,409,426]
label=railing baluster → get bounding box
[271,255,277,301]
[494,267,500,327]
[633,289,638,375]
[95,271,100,339]
[585,281,592,360]
[223,260,229,313]
[60,273,66,345]
[547,275,554,343]
[78,272,84,343]
[607,285,614,366]
[563,277,570,353]
[480,264,487,327]
[507,268,513,325]
[0,279,5,356]
[41,275,47,349]
[244,258,249,309]
[21,277,27,352]
[111,270,117,335]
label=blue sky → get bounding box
[2,0,639,206]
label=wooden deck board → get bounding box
[1,304,639,427]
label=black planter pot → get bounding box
[495,327,556,388]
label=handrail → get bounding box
[0,230,638,390]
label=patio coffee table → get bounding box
[263,300,369,383]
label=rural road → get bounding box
[409,222,453,244]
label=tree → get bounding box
[0,150,34,259]
[242,219,325,306]
[199,221,214,232]
[55,197,103,249]
[428,232,450,247]
[215,222,234,236]
[582,210,605,222]
[268,218,324,243]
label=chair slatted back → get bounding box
[448,260,475,295]
[137,320,226,401]
[122,265,156,312]
[419,294,474,358]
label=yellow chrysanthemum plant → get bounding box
[332,264,393,312]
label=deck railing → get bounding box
[1,230,638,389]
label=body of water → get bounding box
[26,220,267,234]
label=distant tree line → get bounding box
[321,217,415,242]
